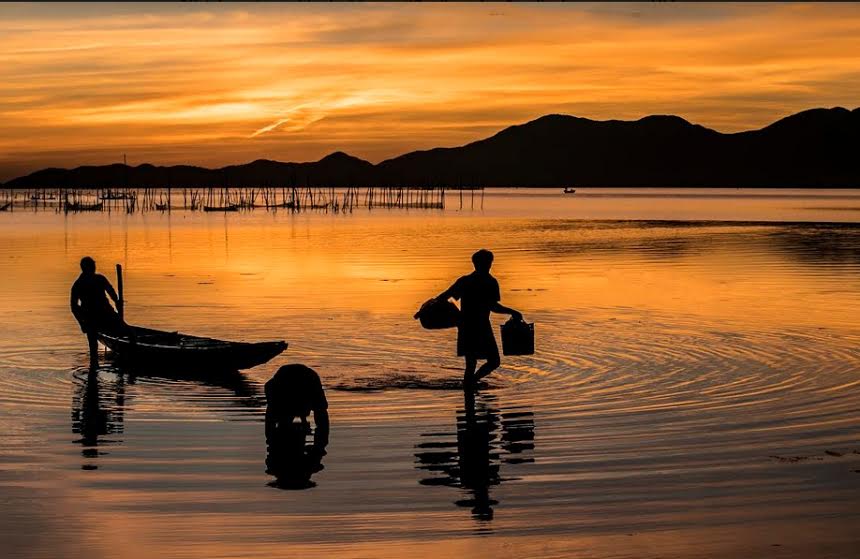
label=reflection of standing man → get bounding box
[70,257,124,370]
[71,369,126,470]
[436,249,523,387]
[457,390,500,520]
[414,391,535,523]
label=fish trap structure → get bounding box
[1,185,462,214]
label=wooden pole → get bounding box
[116,264,124,321]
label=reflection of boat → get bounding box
[563,187,576,194]
[65,201,104,212]
[99,326,287,371]
[115,363,264,408]
[203,204,239,212]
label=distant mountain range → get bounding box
[5,107,859,188]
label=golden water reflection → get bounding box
[1,189,859,558]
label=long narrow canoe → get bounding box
[203,204,239,212]
[100,192,135,200]
[65,201,104,212]
[98,326,287,371]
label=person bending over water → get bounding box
[70,256,127,370]
[265,364,330,489]
[436,249,522,387]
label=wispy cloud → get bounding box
[251,116,294,138]
[250,104,325,137]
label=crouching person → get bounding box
[264,364,329,489]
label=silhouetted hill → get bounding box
[4,152,375,189]
[4,107,858,188]
[375,107,859,187]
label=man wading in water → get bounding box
[436,249,523,387]
[70,257,127,370]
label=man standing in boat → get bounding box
[435,249,522,387]
[70,256,125,370]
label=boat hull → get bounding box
[98,326,287,371]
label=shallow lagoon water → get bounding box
[1,188,859,558]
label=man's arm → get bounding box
[436,278,462,302]
[415,279,461,319]
[70,284,87,332]
[265,405,276,443]
[491,302,522,321]
[70,283,84,322]
[312,408,330,453]
[70,284,79,315]
[103,277,119,305]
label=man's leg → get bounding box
[463,356,477,387]
[86,331,99,371]
[475,352,500,381]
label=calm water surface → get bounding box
[1,188,859,558]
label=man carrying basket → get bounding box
[428,249,524,387]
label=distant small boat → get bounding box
[563,188,576,194]
[101,191,135,200]
[155,203,170,211]
[65,201,104,212]
[0,202,11,212]
[99,326,287,371]
[203,204,239,212]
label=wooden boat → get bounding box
[563,187,576,194]
[96,264,286,371]
[154,203,170,211]
[0,202,11,212]
[101,191,135,200]
[99,326,287,371]
[203,204,239,212]
[65,201,104,212]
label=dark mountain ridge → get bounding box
[5,107,858,188]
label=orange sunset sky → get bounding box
[1,1,859,181]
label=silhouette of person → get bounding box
[70,256,125,370]
[414,391,535,524]
[456,390,500,520]
[264,364,330,489]
[435,249,522,387]
[71,369,126,470]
